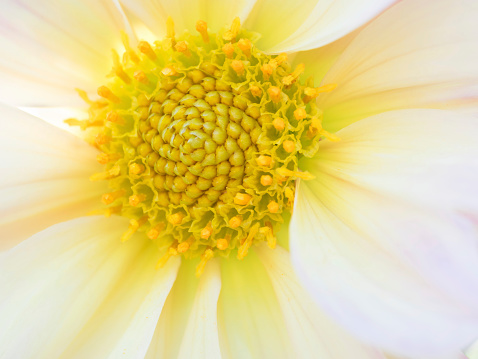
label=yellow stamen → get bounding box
[260,175,273,186]
[259,225,276,249]
[303,83,337,103]
[231,60,245,76]
[216,235,230,250]
[282,63,305,86]
[168,212,184,226]
[271,53,287,67]
[102,189,126,205]
[97,152,120,165]
[282,140,295,153]
[161,66,177,77]
[267,86,281,103]
[121,215,148,242]
[234,193,252,206]
[97,86,120,103]
[223,17,241,42]
[294,108,307,121]
[178,236,195,253]
[196,20,209,43]
[138,40,157,61]
[261,63,274,80]
[87,204,122,217]
[195,248,214,277]
[175,41,191,57]
[129,163,145,175]
[156,246,179,269]
[121,31,140,64]
[320,129,341,142]
[63,118,103,130]
[237,38,251,57]
[166,16,176,45]
[147,223,165,240]
[90,164,121,181]
[200,222,213,239]
[250,85,262,97]
[111,50,131,84]
[238,223,259,260]
[134,70,149,84]
[272,117,285,131]
[256,155,273,167]
[129,193,146,207]
[285,187,294,208]
[267,200,279,213]
[222,43,234,59]
[276,167,315,180]
[95,133,110,146]
[229,216,242,228]
[106,111,125,125]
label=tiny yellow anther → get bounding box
[168,212,184,226]
[102,189,126,205]
[97,86,120,103]
[90,164,121,181]
[175,41,191,57]
[200,222,213,239]
[121,31,140,64]
[229,216,242,228]
[250,85,262,97]
[196,20,209,43]
[178,236,195,253]
[95,133,110,146]
[272,53,288,67]
[121,216,148,242]
[161,66,177,77]
[294,108,307,121]
[87,204,122,217]
[234,193,252,206]
[223,17,241,42]
[259,225,276,249]
[97,152,120,165]
[260,175,273,186]
[111,50,131,84]
[267,200,280,213]
[238,223,259,260]
[320,129,341,142]
[261,63,274,80]
[267,86,281,103]
[303,83,337,103]
[256,155,273,167]
[285,187,294,208]
[231,60,245,76]
[138,40,157,60]
[272,117,285,131]
[237,38,251,57]
[216,236,230,251]
[129,163,145,175]
[276,167,315,180]
[129,193,146,207]
[156,246,179,269]
[282,63,305,86]
[147,223,165,240]
[196,248,214,277]
[222,43,235,58]
[106,111,125,125]
[282,140,296,153]
[134,70,149,84]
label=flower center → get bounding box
[68,17,336,275]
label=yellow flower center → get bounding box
[68,17,336,276]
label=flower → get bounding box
[1,0,478,358]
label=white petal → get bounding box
[291,109,478,358]
[119,0,257,37]
[0,0,132,107]
[0,216,180,359]
[317,0,478,132]
[262,0,395,53]
[0,105,104,251]
[218,252,293,359]
[177,259,222,359]
[256,244,386,359]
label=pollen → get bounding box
[70,17,333,272]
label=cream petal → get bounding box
[291,109,478,358]
[177,259,222,359]
[0,216,180,359]
[0,0,132,107]
[144,260,200,359]
[0,105,104,251]
[119,0,257,38]
[256,244,386,359]
[218,251,293,359]
[259,0,394,53]
[317,0,478,132]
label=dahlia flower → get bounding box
[1,0,477,358]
